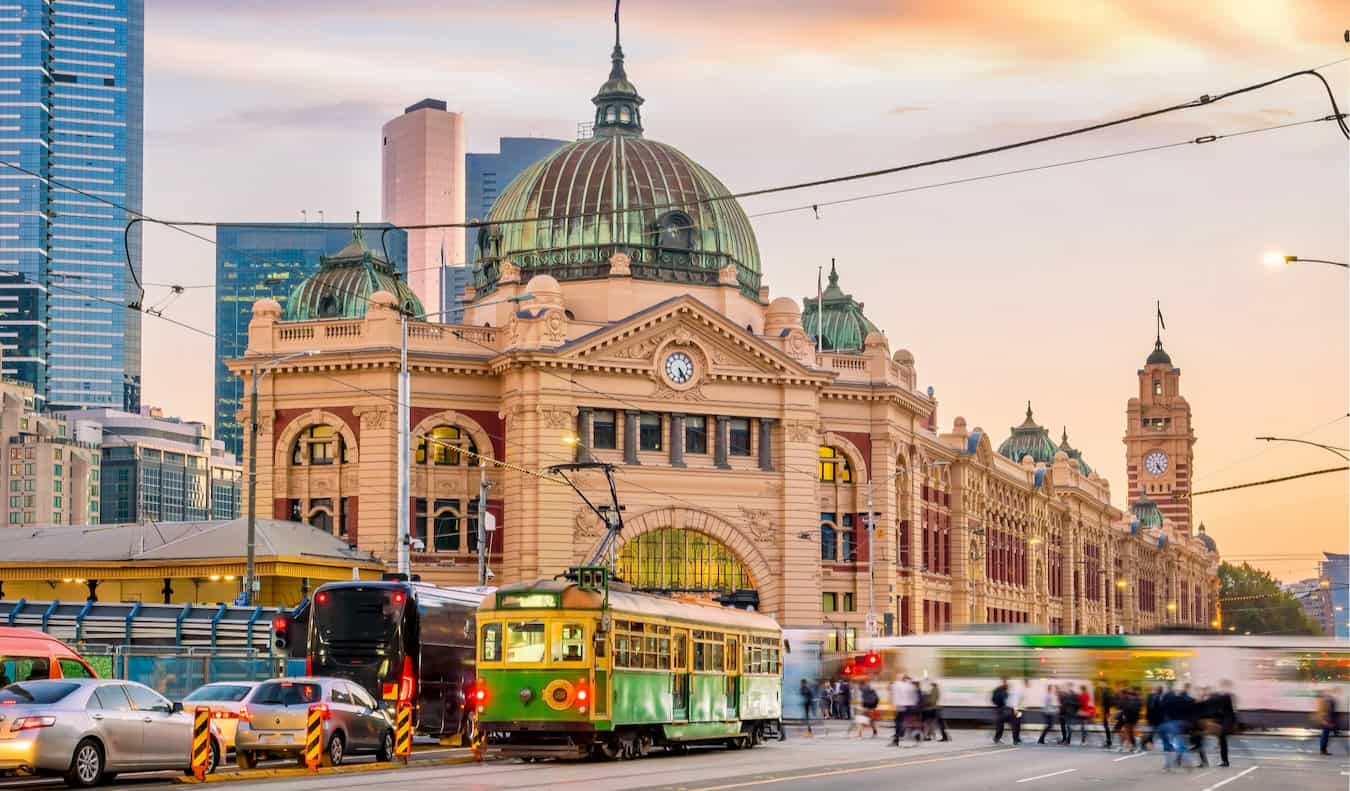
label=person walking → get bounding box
[1117,686,1141,753]
[838,677,853,722]
[1207,681,1237,767]
[1095,680,1114,749]
[1189,686,1211,768]
[1057,684,1078,744]
[1141,685,1164,750]
[1076,685,1094,745]
[1038,684,1059,744]
[799,678,815,736]
[818,679,833,720]
[891,675,919,746]
[992,677,1013,744]
[1158,684,1189,770]
[855,681,880,738]
[1317,688,1340,756]
[926,681,950,741]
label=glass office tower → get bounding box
[214,224,407,458]
[0,0,144,411]
[464,136,566,264]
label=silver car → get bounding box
[234,677,394,769]
[0,679,220,787]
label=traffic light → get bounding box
[864,651,881,670]
[271,614,289,654]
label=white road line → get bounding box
[1113,751,1149,761]
[1201,765,1258,791]
[1015,768,1077,783]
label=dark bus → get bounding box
[306,580,492,740]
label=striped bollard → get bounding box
[305,704,325,772]
[191,707,211,781]
[395,702,413,763]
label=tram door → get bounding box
[725,635,740,719]
[672,629,690,721]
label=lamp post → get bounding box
[245,349,320,606]
[395,293,534,579]
[1263,252,1349,270]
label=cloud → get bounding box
[150,99,394,146]
[888,105,931,115]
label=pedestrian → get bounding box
[818,679,833,720]
[1159,684,1189,770]
[992,677,1013,744]
[1317,688,1340,756]
[1096,679,1114,749]
[926,681,950,741]
[799,678,815,735]
[1141,685,1164,750]
[855,681,880,738]
[1057,684,1078,744]
[836,677,852,721]
[1039,683,1059,744]
[1118,686,1141,753]
[890,675,917,746]
[1207,681,1236,767]
[1190,686,1211,768]
[1009,680,1025,744]
[1076,685,1094,745]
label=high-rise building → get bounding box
[214,223,407,458]
[464,137,567,264]
[0,373,101,527]
[66,407,242,523]
[381,99,464,310]
[0,0,144,412]
[1320,552,1349,639]
[439,264,471,323]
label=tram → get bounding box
[474,570,783,759]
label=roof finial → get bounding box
[353,211,364,245]
[1155,299,1165,347]
[609,0,626,80]
[1026,400,1033,420]
[828,257,838,285]
[614,0,621,49]
[1061,426,1068,444]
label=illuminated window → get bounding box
[416,425,479,465]
[291,425,349,466]
[616,528,753,594]
[818,446,853,482]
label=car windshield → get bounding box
[185,684,252,702]
[314,588,402,643]
[251,682,321,706]
[0,681,79,704]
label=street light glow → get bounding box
[1263,250,1289,268]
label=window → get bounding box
[818,446,852,482]
[292,425,348,466]
[90,685,132,711]
[329,685,351,705]
[729,418,751,456]
[505,622,546,663]
[52,496,61,509]
[7,481,16,492]
[51,464,60,477]
[349,684,377,710]
[843,592,855,612]
[417,425,479,466]
[551,623,586,663]
[841,514,856,561]
[481,623,502,662]
[685,415,708,454]
[655,211,694,250]
[822,592,837,612]
[639,413,662,452]
[820,514,838,561]
[592,410,617,450]
[1153,379,1162,396]
[124,684,171,713]
[0,681,76,705]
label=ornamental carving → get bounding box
[354,405,391,430]
[544,309,567,344]
[614,332,670,361]
[573,507,604,543]
[784,420,817,443]
[256,415,273,435]
[651,381,708,401]
[739,506,775,544]
[536,405,574,429]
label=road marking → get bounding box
[680,747,1009,791]
[1016,768,1076,783]
[1201,765,1258,791]
[1113,751,1148,761]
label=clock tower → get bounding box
[1124,332,1196,532]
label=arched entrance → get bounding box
[616,528,753,594]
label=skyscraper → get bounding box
[0,0,144,412]
[213,224,407,457]
[464,136,566,264]
[381,98,464,311]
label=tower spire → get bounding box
[592,0,643,137]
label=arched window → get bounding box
[819,516,838,561]
[818,445,852,482]
[307,499,333,534]
[616,528,752,594]
[416,425,479,466]
[414,497,480,553]
[291,424,349,466]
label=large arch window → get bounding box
[290,424,349,466]
[616,528,752,594]
[416,425,480,466]
[654,211,695,250]
[818,445,853,482]
[412,497,479,553]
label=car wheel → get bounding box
[236,749,258,770]
[64,738,103,788]
[323,732,345,767]
[208,739,220,774]
[377,730,395,763]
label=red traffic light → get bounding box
[865,651,880,667]
[272,616,288,632]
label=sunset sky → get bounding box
[142,1,1347,581]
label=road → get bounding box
[1,729,1344,790]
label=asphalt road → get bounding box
[1,729,1344,790]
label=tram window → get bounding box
[552,623,586,663]
[506,621,547,663]
[645,637,660,669]
[481,623,501,662]
[615,635,630,667]
[693,641,705,671]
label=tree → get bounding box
[1218,562,1322,636]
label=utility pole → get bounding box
[865,477,876,638]
[396,314,410,577]
[477,462,489,585]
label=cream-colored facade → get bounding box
[0,375,99,527]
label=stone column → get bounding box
[757,419,775,472]
[714,416,730,469]
[575,408,593,463]
[669,413,685,468]
[623,410,640,465]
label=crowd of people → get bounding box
[796,674,1345,766]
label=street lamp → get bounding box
[245,349,320,605]
[1255,436,1349,462]
[1263,251,1349,270]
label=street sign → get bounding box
[865,613,879,637]
[484,512,497,533]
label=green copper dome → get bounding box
[284,226,422,322]
[1057,427,1092,476]
[800,260,881,352]
[472,24,761,299]
[1131,496,1164,530]
[997,403,1058,464]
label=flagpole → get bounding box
[816,264,823,353]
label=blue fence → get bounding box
[77,646,306,701]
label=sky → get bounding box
[140,1,1347,582]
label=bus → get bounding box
[306,580,493,740]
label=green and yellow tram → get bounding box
[475,576,783,759]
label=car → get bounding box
[233,677,394,769]
[181,681,259,752]
[0,678,221,787]
[0,627,99,685]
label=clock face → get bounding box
[664,352,694,385]
[1144,451,1169,476]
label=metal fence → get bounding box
[75,644,306,701]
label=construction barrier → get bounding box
[191,706,211,781]
[305,704,325,772]
[395,702,413,762]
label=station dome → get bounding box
[997,403,1058,465]
[284,226,422,321]
[471,26,761,299]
